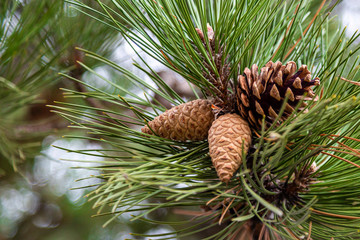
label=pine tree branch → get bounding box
[53,0,360,239]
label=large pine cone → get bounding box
[208,113,252,183]
[141,99,214,141]
[236,61,320,129]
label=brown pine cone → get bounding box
[141,99,214,141]
[236,61,320,129]
[208,113,252,183]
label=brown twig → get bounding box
[319,151,360,169]
[219,197,235,225]
[271,4,300,60]
[340,77,360,86]
[325,135,360,156]
[206,185,239,205]
[283,226,300,240]
[310,208,360,220]
[307,221,312,240]
[283,0,327,60]
[307,147,360,158]
[320,134,360,142]
[258,224,266,240]
[160,49,178,70]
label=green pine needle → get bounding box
[54,0,360,238]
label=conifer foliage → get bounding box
[0,0,118,175]
[53,0,360,239]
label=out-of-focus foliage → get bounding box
[0,0,134,239]
[0,0,119,175]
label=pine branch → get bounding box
[0,0,121,173]
[53,0,360,239]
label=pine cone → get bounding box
[208,113,252,183]
[236,61,320,129]
[141,99,214,141]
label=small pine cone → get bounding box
[141,99,214,141]
[208,113,251,183]
[236,61,320,129]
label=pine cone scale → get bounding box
[270,84,281,101]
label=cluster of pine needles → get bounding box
[51,0,360,239]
